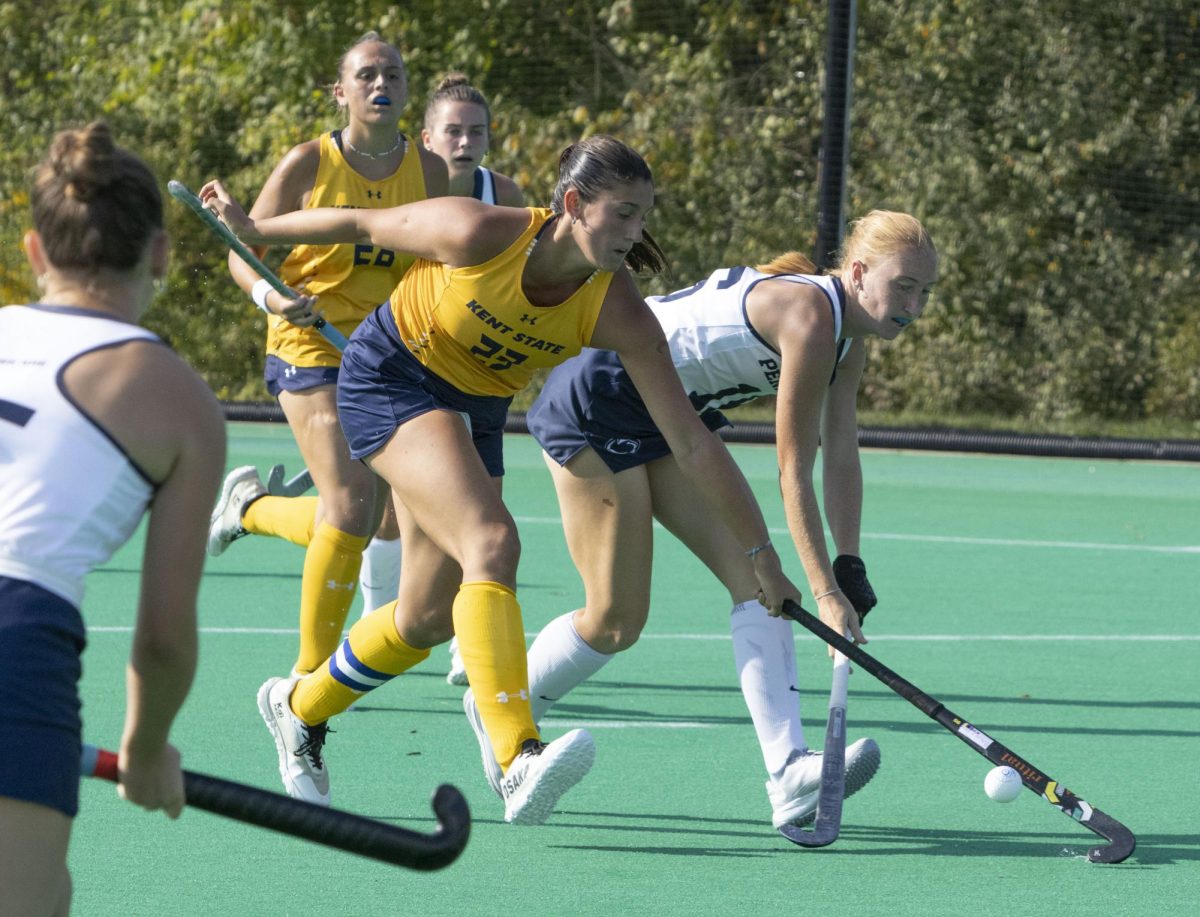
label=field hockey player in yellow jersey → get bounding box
[205,33,447,699]
[200,135,803,825]
[419,71,526,685]
[353,71,527,664]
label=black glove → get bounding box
[833,554,877,624]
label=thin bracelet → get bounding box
[814,587,843,600]
[744,541,773,559]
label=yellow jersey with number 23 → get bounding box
[390,208,613,397]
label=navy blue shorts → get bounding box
[0,577,87,817]
[337,305,512,476]
[527,348,729,473]
[264,355,341,397]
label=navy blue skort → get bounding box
[527,348,729,474]
[337,305,512,476]
[264,355,340,397]
[0,576,87,817]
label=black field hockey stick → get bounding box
[81,744,469,871]
[779,648,850,848]
[167,180,350,351]
[780,601,1136,863]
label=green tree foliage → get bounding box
[2,0,1195,424]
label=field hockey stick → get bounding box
[166,180,350,350]
[170,178,332,497]
[780,601,1136,864]
[81,744,469,871]
[266,463,315,497]
[778,647,849,848]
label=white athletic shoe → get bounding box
[207,465,266,556]
[767,737,881,829]
[462,688,504,797]
[446,637,469,686]
[501,730,596,826]
[257,675,331,806]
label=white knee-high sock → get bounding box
[526,611,612,725]
[731,599,807,780]
[358,536,401,618]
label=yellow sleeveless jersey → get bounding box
[270,131,427,367]
[390,208,613,396]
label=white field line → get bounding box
[86,627,1200,641]
[543,720,711,729]
[511,516,1200,555]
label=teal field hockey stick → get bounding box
[167,179,349,350]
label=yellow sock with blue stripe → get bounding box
[241,495,318,547]
[293,522,368,674]
[452,581,539,769]
[291,602,430,724]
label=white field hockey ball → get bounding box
[984,765,1022,803]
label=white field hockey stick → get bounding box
[81,744,469,870]
[166,180,350,351]
[778,646,850,848]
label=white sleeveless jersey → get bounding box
[647,267,851,414]
[472,166,497,204]
[0,304,158,607]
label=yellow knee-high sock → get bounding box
[294,522,368,674]
[452,581,539,769]
[241,495,318,547]
[291,602,430,724]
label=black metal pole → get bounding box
[813,0,857,271]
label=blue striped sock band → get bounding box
[329,639,397,693]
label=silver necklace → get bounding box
[343,133,403,159]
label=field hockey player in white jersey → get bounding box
[0,122,225,915]
[506,211,938,834]
[422,72,525,208]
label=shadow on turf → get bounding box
[385,669,1200,715]
[833,825,1197,867]
[346,694,1199,741]
[353,801,1195,867]
[542,817,1197,865]
[842,686,1200,713]
[95,566,302,582]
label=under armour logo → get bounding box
[283,366,297,378]
[366,189,381,199]
[325,579,357,592]
[519,313,540,325]
[496,689,529,704]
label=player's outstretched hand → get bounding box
[198,179,260,243]
[117,742,186,819]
